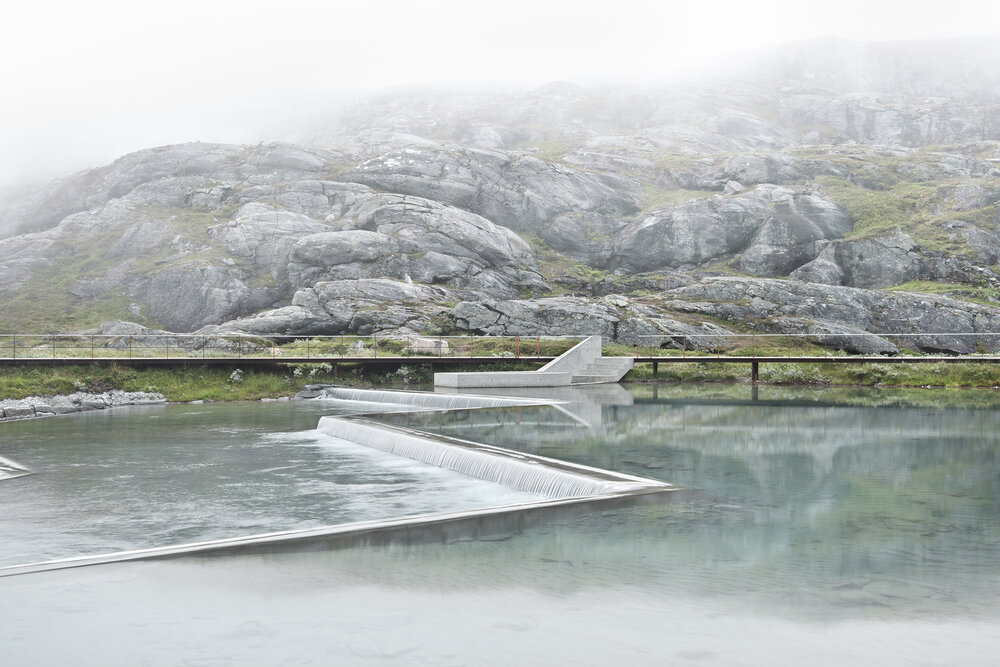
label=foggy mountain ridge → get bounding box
[3,37,1000,354]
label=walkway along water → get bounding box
[4,332,1000,385]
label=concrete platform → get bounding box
[433,370,571,388]
[434,336,615,388]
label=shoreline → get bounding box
[0,391,167,423]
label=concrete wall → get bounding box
[434,371,570,388]
[537,336,602,376]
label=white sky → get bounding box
[1,0,999,188]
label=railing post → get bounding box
[11,335,15,360]
[307,338,310,360]
[373,332,378,358]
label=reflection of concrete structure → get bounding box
[436,382,634,428]
[434,336,632,388]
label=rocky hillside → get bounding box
[3,38,1000,354]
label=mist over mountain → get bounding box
[3,37,1000,354]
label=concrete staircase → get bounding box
[571,356,634,385]
[435,336,632,388]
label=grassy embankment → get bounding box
[0,361,541,402]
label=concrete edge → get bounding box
[0,487,681,578]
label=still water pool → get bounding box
[1,384,998,665]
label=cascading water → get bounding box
[317,416,668,499]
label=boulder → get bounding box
[737,192,853,276]
[613,185,848,273]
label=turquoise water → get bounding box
[1,385,999,665]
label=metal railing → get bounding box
[630,332,1000,358]
[0,333,582,362]
[0,331,998,363]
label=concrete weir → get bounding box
[1,387,677,577]
[316,417,663,498]
[0,488,679,578]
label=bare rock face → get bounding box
[613,193,770,272]
[206,279,458,336]
[0,142,553,331]
[660,277,1000,354]
[788,230,991,289]
[0,143,339,240]
[737,192,853,276]
[340,146,641,263]
[612,186,849,274]
[4,56,1000,342]
[778,94,1000,146]
[453,294,732,345]
[289,194,548,297]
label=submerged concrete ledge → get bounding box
[311,387,554,410]
[0,488,681,578]
[0,455,32,482]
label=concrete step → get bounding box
[571,374,621,384]
[570,356,634,384]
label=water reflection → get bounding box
[1,385,999,665]
[378,386,1000,619]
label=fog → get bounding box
[2,0,999,189]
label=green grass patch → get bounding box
[0,225,158,333]
[510,136,579,163]
[815,174,997,254]
[0,363,340,402]
[0,204,246,334]
[519,235,615,295]
[887,280,1000,307]
[624,360,1000,388]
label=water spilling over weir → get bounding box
[315,386,669,498]
[0,388,676,576]
[316,416,662,498]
